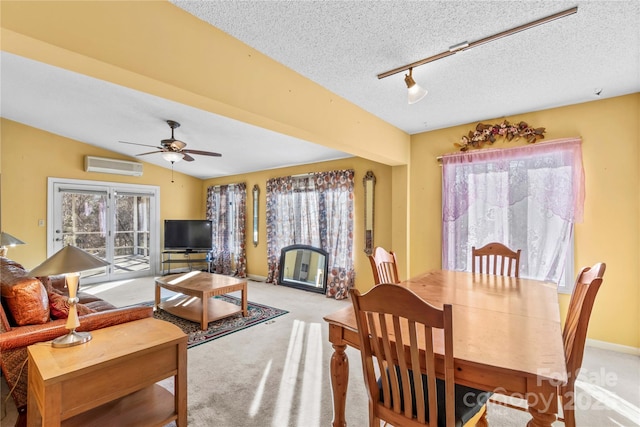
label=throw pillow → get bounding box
[0,278,50,326]
[49,292,97,319]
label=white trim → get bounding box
[586,338,640,356]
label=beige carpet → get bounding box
[2,276,639,426]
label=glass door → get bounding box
[49,178,160,284]
[113,191,152,276]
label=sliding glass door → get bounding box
[48,178,160,284]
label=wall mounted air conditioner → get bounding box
[84,156,143,176]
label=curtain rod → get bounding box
[378,6,578,79]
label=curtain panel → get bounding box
[266,170,355,299]
[441,137,584,283]
[206,183,247,277]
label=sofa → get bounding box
[0,256,153,426]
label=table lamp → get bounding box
[29,245,110,348]
[0,232,26,257]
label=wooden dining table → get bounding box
[323,269,567,427]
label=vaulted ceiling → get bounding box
[2,1,638,179]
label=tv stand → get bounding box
[161,250,211,275]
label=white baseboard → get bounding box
[248,274,268,282]
[586,338,640,355]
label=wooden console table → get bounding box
[27,317,187,427]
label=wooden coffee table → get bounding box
[155,271,248,330]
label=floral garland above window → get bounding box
[456,120,546,151]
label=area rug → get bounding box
[149,295,288,348]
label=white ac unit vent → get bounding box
[84,156,143,176]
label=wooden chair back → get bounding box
[368,246,400,285]
[561,262,606,425]
[351,284,456,427]
[471,242,521,277]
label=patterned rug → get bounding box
[150,295,288,348]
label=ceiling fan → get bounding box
[119,120,222,163]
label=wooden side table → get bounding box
[27,317,187,427]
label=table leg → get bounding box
[526,380,558,427]
[330,342,349,427]
[201,295,208,331]
[154,282,160,310]
[241,284,248,316]
[526,407,557,427]
[176,340,188,426]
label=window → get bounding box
[441,138,584,290]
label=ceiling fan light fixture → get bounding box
[162,151,185,163]
[405,68,427,104]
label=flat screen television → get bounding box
[164,219,213,252]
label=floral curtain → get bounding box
[266,170,355,299]
[442,138,584,283]
[206,183,247,277]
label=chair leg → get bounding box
[561,383,576,427]
[369,405,379,427]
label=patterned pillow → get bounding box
[49,292,97,319]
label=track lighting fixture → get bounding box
[378,6,578,104]
[404,68,428,104]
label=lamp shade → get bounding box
[0,232,26,247]
[404,69,428,104]
[162,151,184,163]
[407,84,428,104]
[29,245,110,277]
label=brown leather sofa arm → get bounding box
[0,305,152,351]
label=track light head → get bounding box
[404,68,427,104]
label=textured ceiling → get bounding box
[173,0,639,134]
[2,1,638,179]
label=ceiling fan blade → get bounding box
[182,149,222,157]
[182,153,195,162]
[119,140,162,149]
[136,150,164,156]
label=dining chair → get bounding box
[351,284,490,427]
[368,246,400,285]
[489,263,606,427]
[471,242,521,277]
[560,262,606,427]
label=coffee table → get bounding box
[155,271,248,330]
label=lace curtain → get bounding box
[442,138,585,283]
[206,183,247,277]
[266,170,355,299]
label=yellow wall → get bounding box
[202,157,393,291]
[409,94,640,348]
[0,119,204,269]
